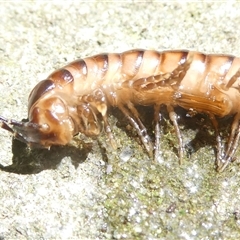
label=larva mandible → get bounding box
[1,49,240,172]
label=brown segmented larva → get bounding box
[1,49,240,172]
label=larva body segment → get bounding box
[1,49,240,171]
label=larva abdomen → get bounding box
[1,49,240,172]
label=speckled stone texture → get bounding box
[1,2,240,239]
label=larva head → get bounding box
[27,95,76,148]
[0,77,76,148]
[0,95,75,149]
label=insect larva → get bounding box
[1,49,240,172]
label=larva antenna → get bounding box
[0,116,42,146]
[0,116,14,134]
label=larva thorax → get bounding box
[2,49,240,171]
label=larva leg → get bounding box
[127,102,152,144]
[153,105,161,161]
[167,105,184,163]
[224,67,240,90]
[81,89,116,149]
[166,53,194,88]
[127,102,154,156]
[225,114,240,157]
[118,104,153,157]
[102,114,117,149]
[218,114,240,172]
[209,114,223,168]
